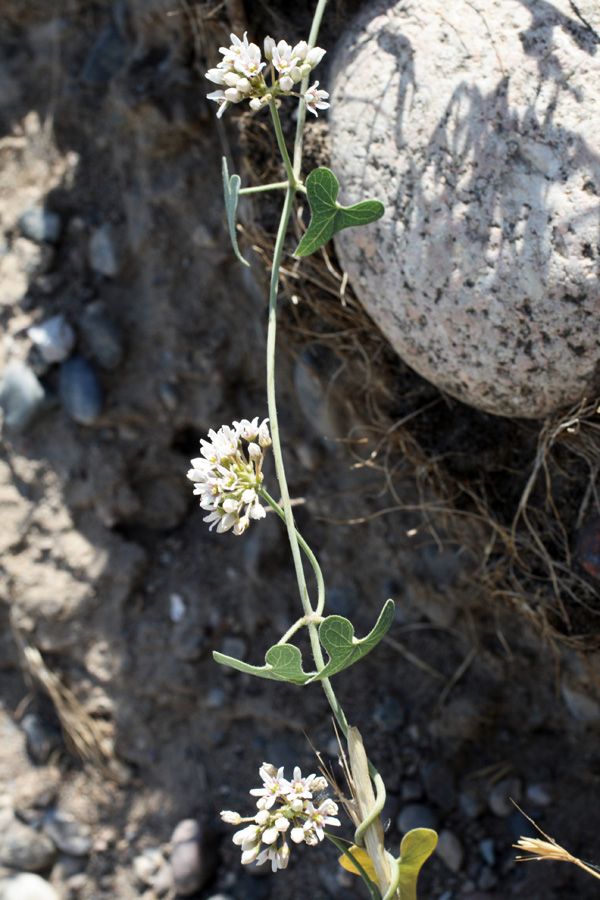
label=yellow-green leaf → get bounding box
[398,828,438,900]
[338,845,380,888]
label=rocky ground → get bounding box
[2,2,600,900]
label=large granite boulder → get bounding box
[329,0,600,418]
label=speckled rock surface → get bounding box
[329,0,600,418]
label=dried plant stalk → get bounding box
[347,726,391,894]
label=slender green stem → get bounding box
[260,489,325,615]
[293,0,330,177]
[323,832,380,900]
[268,99,297,187]
[238,181,290,195]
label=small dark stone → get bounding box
[79,302,124,370]
[396,803,437,833]
[421,760,457,813]
[373,696,405,733]
[20,714,62,765]
[58,356,103,425]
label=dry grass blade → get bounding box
[514,803,600,882]
[13,627,129,785]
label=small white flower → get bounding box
[256,842,290,872]
[235,42,265,79]
[279,75,294,92]
[303,799,340,841]
[290,826,305,844]
[304,81,330,116]
[272,40,299,75]
[286,767,317,801]
[206,90,229,118]
[250,766,292,809]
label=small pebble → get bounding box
[524,783,553,807]
[459,786,486,820]
[18,208,62,243]
[373,696,405,733]
[0,361,50,432]
[435,829,464,873]
[20,714,62,765]
[421,761,457,813]
[43,810,92,856]
[169,593,186,623]
[0,808,57,871]
[0,873,59,900]
[478,838,496,867]
[170,819,210,897]
[488,776,521,817]
[396,803,437,834]
[79,302,124,369]
[158,382,178,411]
[59,356,103,425]
[401,779,423,803]
[27,314,75,363]
[477,867,498,891]
[88,225,120,277]
[561,679,600,722]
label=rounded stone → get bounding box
[0,873,59,900]
[330,0,600,418]
[58,356,103,425]
[170,819,211,897]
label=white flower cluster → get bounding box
[221,763,341,873]
[187,418,271,535]
[206,32,329,119]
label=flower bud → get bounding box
[264,36,276,60]
[224,71,241,87]
[249,97,262,110]
[236,77,252,94]
[258,420,272,447]
[306,46,326,67]
[289,66,302,83]
[224,87,243,102]
[220,810,242,824]
[206,67,227,84]
[279,75,294,92]
[261,762,277,778]
[292,40,309,60]
[291,826,305,843]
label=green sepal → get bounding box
[294,167,384,258]
[222,156,250,267]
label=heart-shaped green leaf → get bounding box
[214,598,395,684]
[294,167,384,258]
[398,829,438,900]
[213,642,313,684]
[222,156,250,267]
[306,598,395,682]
